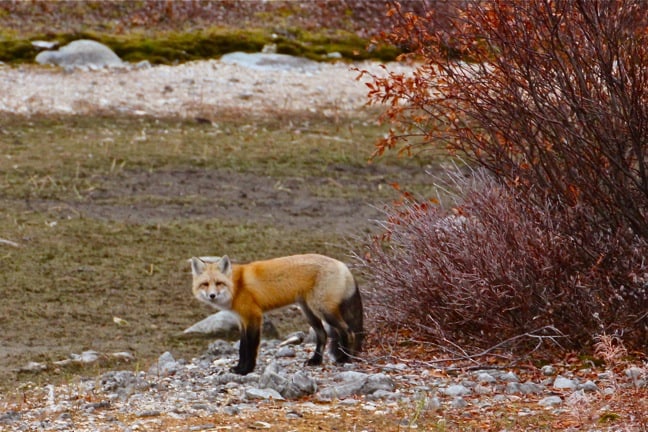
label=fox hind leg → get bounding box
[299,301,327,366]
[339,282,364,357]
[324,312,352,363]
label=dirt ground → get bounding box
[28,164,424,229]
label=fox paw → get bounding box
[304,356,323,366]
[231,364,252,375]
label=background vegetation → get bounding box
[0,0,410,63]
[358,0,647,358]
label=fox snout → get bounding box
[196,285,232,310]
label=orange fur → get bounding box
[191,254,363,374]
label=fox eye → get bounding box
[200,282,209,288]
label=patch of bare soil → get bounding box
[28,164,428,231]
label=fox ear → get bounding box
[191,257,205,276]
[219,255,232,276]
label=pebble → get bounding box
[442,384,471,397]
[541,365,556,376]
[553,376,578,390]
[538,396,563,407]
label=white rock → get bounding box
[553,376,577,390]
[220,52,319,72]
[32,40,59,49]
[477,372,496,383]
[579,380,599,393]
[541,365,556,376]
[36,40,123,68]
[625,366,645,380]
[538,396,562,407]
[245,387,284,401]
[184,311,240,335]
[441,384,471,397]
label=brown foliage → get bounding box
[365,0,648,239]
[357,0,648,356]
[356,170,648,354]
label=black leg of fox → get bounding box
[335,280,364,360]
[324,312,352,363]
[232,320,261,375]
[298,301,327,366]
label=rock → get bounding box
[111,351,135,362]
[262,43,277,54]
[538,396,562,407]
[275,345,296,358]
[474,384,492,395]
[505,382,521,394]
[134,60,151,70]
[427,396,442,411]
[541,365,556,376]
[625,366,643,379]
[363,373,395,394]
[316,371,368,401]
[283,371,318,399]
[519,381,545,395]
[382,363,408,372]
[31,40,59,50]
[76,350,101,363]
[35,40,123,68]
[245,387,285,401]
[207,340,237,357]
[220,52,319,72]
[279,331,306,347]
[99,370,149,398]
[553,376,577,390]
[259,362,317,399]
[441,384,471,397]
[476,372,496,383]
[18,361,47,372]
[499,371,520,382]
[566,390,588,406]
[451,397,468,408]
[149,351,179,376]
[579,380,599,393]
[0,411,21,425]
[366,390,402,401]
[183,311,240,339]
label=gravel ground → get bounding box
[1,339,646,431]
[0,58,412,118]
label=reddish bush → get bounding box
[356,170,648,354]
[356,0,648,355]
[365,0,648,240]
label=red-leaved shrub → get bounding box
[356,170,648,354]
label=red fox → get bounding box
[191,254,363,375]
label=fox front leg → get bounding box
[231,318,261,375]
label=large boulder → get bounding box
[35,39,123,68]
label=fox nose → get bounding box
[209,293,216,300]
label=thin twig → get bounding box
[415,326,567,367]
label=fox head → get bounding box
[191,256,233,310]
